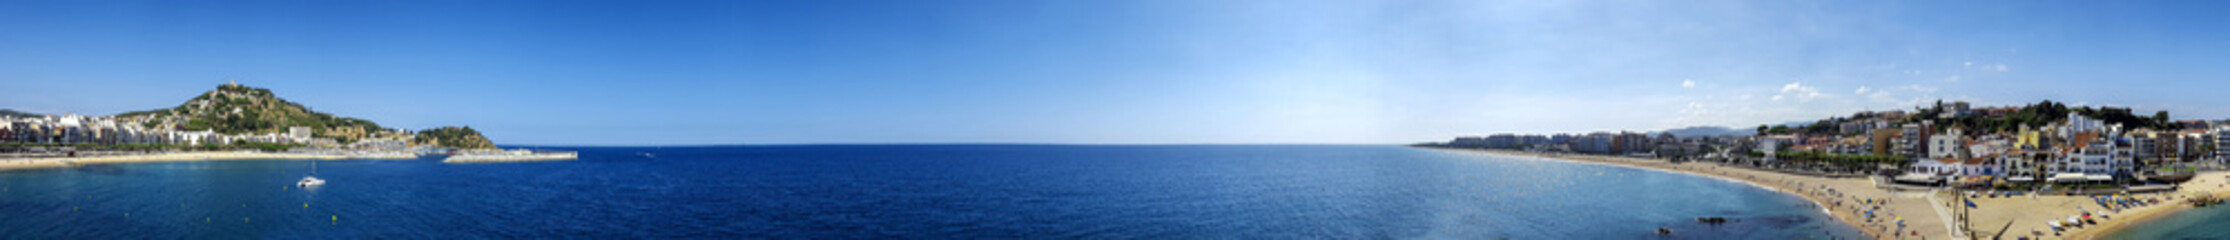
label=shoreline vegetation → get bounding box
[0,151,415,171]
[1425,147,2230,240]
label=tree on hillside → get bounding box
[2156,111,2173,129]
[1805,120,1837,135]
[413,126,496,149]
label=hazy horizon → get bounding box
[7,1,2230,145]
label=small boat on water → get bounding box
[297,175,325,187]
[297,160,326,187]
[1656,227,1673,235]
[1696,217,1730,224]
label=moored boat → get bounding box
[297,159,326,187]
[297,176,325,187]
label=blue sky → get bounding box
[3,1,2229,145]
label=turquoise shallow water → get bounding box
[2102,203,2230,240]
[0,145,1861,239]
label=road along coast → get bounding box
[0,151,416,170]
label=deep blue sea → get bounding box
[0,145,1862,239]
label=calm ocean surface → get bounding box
[0,145,1862,239]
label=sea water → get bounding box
[0,145,1861,239]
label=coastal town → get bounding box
[0,82,574,168]
[0,113,414,154]
[1422,100,2230,239]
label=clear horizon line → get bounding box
[496,142,1419,148]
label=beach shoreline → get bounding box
[2067,200,2187,239]
[0,151,417,171]
[1428,147,2230,240]
[1432,148,1895,238]
[2064,177,2230,239]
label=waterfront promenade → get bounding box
[0,151,416,170]
[1435,148,2230,240]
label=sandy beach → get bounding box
[0,151,417,171]
[2062,173,2230,239]
[1435,148,2230,240]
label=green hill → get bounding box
[117,83,391,143]
[0,109,42,118]
[412,126,497,149]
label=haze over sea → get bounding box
[0,145,1859,239]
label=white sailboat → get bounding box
[297,160,326,187]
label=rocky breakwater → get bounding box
[442,149,577,163]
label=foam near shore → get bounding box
[1431,148,2229,240]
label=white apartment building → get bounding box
[2217,127,2230,164]
[1930,128,1965,159]
[2065,113,2104,137]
